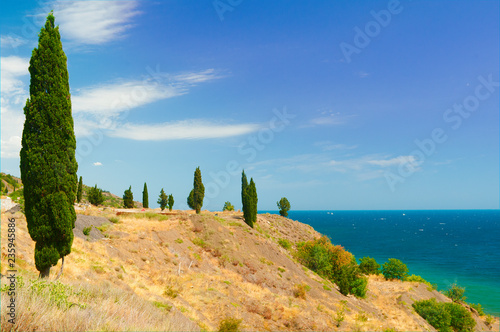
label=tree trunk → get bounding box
[39,267,51,279]
[55,256,65,280]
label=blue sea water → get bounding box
[261,209,500,316]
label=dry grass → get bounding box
[0,271,196,332]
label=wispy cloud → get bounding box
[314,141,358,151]
[249,153,419,181]
[1,56,29,159]
[72,80,185,116]
[174,69,225,84]
[108,121,262,141]
[93,162,103,166]
[0,35,27,49]
[304,110,355,128]
[42,1,141,46]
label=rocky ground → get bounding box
[1,207,498,331]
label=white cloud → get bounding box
[0,35,27,49]
[1,56,29,159]
[366,156,416,167]
[314,141,358,151]
[72,80,185,116]
[93,162,103,166]
[174,69,224,84]
[45,1,141,45]
[1,56,29,95]
[108,120,262,140]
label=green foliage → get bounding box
[123,186,134,208]
[157,188,168,211]
[82,226,92,236]
[153,301,172,312]
[77,176,83,203]
[8,188,25,212]
[444,283,466,303]
[413,298,452,332]
[187,189,195,210]
[241,171,257,228]
[278,238,292,250]
[444,302,476,332]
[168,194,174,211]
[192,167,205,214]
[334,301,347,327]
[223,201,234,211]
[19,13,78,276]
[87,185,104,206]
[412,298,475,332]
[142,182,149,209]
[277,197,291,217]
[406,274,436,290]
[469,303,484,316]
[295,236,367,297]
[163,285,180,298]
[358,256,381,275]
[381,258,409,281]
[192,237,207,248]
[218,317,242,332]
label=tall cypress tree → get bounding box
[20,12,78,278]
[142,182,149,208]
[248,178,258,225]
[193,167,205,214]
[241,170,254,228]
[77,176,83,203]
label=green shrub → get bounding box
[469,303,484,316]
[223,201,234,211]
[218,317,242,332]
[83,226,92,236]
[444,302,476,332]
[381,258,409,281]
[358,256,380,275]
[412,298,452,332]
[295,236,367,298]
[278,238,292,250]
[108,217,120,224]
[444,283,466,303]
[406,274,436,290]
[413,298,476,332]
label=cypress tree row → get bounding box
[20,12,78,278]
[77,176,83,203]
[123,186,134,208]
[241,170,257,228]
[192,167,205,214]
[142,182,149,208]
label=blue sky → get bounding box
[1,0,499,211]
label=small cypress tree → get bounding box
[88,184,104,206]
[123,186,134,208]
[77,176,83,203]
[187,189,195,210]
[20,12,78,278]
[168,194,174,211]
[142,182,149,209]
[192,167,205,214]
[158,188,168,211]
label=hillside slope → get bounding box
[1,207,498,331]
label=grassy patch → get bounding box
[82,226,92,236]
[175,238,183,244]
[218,317,242,332]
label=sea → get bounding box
[260,209,500,316]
